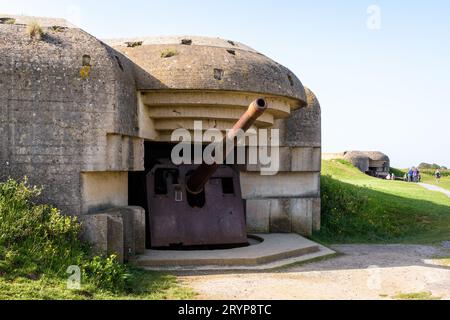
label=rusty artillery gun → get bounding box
[147,99,268,248]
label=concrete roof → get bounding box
[106,36,258,53]
[305,87,321,111]
[0,14,76,28]
[344,151,390,162]
[1,14,307,106]
[108,35,307,105]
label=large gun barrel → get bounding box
[186,98,268,195]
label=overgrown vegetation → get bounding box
[26,21,44,41]
[0,179,193,300]
[126,41,143,48]
[0,18,16,25]
[161,49,178,58]
[390,167,406,177]
[50,25,65,32]
[315,160,450,243]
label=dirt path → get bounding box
[420,183,450,198]
[179,244,450,300]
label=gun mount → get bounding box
[147,99,268,248]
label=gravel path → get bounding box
[179,244,450,300]
[419,183,450,198]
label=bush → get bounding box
[82,256,130,293]
[390,167,406,177]
[0,178,128,292]
[2,18,16,25]
[161,49,178,58]
[26,21,44,40]
[0,179,84,277]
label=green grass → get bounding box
[314,160,450,244]
[393,292,441,300]
[0,271,193,300]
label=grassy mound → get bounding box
[0,179,193,300]
[315,160,450,244]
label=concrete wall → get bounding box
[241,172,320,199]
[346,156,370,173]
[243,88,322,236]
[0,22,143,215]
[81,172,128,214]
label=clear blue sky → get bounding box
[2,0,449,168]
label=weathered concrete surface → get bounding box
[0,14,75,28]
[109,36,307,103]
[276,87,321,148]
[140,91,301,141]
[81,212,124,263]
[80,206,146,262]
[81,172,128,214]
[246,147,321,173]
[246,198,320,236]
[241,172,320,199]
[0,18,142,215]
[243,88,322,235]
[135,234,334,270]
[108,206,146,259]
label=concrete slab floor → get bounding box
[134,234,335,271]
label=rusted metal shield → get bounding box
[147,165,247,247]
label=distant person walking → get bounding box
[435,169,442,183]
[408,168,413,182]
[413,168,419,183]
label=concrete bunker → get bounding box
[0,16,322,263]
[323,151,391,178]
